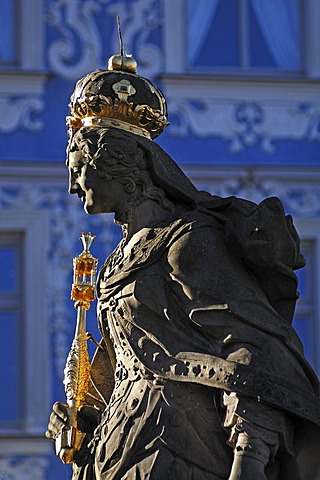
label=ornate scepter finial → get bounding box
[80,232,95,253]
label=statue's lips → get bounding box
[77,192,85,202]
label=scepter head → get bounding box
[71,233,98,309]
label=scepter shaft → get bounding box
[56,305,91,463]
[55,233,98,464]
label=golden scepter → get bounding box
[55,232,98,464]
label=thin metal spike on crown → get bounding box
[108,16,138,74]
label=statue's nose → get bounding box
[68,177,80,195]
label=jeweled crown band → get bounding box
[75,116,152,139]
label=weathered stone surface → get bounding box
[47,62,320,479]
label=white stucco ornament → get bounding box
[164,78,320,154]
[47,0,162,80]
[0,98,44,133]
[0,458,48,480]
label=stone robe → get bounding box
[73,207,320,480]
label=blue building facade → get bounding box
[0,1,320,478]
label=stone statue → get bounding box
[46,48,320,480]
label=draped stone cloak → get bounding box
[84,206,320,479]
[80,131,320,479]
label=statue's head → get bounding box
[67,126,172,220]
[66,37,203,220]
[65,44,176,221]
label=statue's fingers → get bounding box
[52,401,69,421]
[48,413,64,430]
[45,428,56,440]
[46,410,68,438]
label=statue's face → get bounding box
[67,149,126,215]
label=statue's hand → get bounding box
[45,402,101,441]
[45,401,69,441]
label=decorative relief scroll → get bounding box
[0,97,44,133]
[47,0,103,81]
[47,0,162,80]
[168,97,320,154]
[0,458,48,480]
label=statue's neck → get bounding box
[116,198,174,243]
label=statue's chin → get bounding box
[84,203,95,215]
[84,202,113,216]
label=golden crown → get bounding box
[67,22,169,140]
[67,72,168,140]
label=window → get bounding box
[164,0,320,78]
[0,233,24,430]
[186,0,301,74]
[0,0,47,133]
[294,240,317,366]
[0,211,50,456]
[190,0,300,73]
[0,0,43,71]
[0,0,18,66]
[293,227,320,376]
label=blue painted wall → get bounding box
[0,1,319,478]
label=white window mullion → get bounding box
[304,0,320,78]
[0,211,50,454]
[239,0,250,69]
[163,0,186,73]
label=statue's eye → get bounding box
[72,167,81,178]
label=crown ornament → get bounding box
[67,17,168,140]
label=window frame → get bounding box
[0,210,50,456]
[0,0,44,71]
[294,219,320,376]
[0,0,48,113]
[0,232,24,430]
[163,0,320,79]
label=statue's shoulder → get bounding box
[165,209,227,273]
[208,195,305,322]
[220,195,305,274]
[168,196,305,323]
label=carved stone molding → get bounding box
[163,76,320,154]
[0,96,44,133]
[0,0,47,134]
[0,71,47,133]
[47,0,163,81]
[0,458,48,480]
[184,166,320,217]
